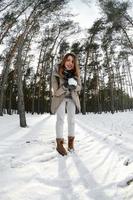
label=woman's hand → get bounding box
[68,78,77,91]
[68,78,77,86]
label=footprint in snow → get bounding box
[123,158,132,166]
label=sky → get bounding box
[64,0,101,43]
[69,0,133,29]
[69,0,100,29]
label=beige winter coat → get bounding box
[51,67,81,114]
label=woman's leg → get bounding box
[56,99,66,139]
[67,99,76,137]
[56,99,67,156]
[67,99,76,151]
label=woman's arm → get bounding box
[74,77,82,92]
[52,75,67,97]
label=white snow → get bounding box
[0,111,133,200]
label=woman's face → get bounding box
[64,55,74,70]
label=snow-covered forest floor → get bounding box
[0,111,133,200]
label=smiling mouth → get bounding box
[65,65,73,70]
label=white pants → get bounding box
[56,98,76,138]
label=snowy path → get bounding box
[0,113,133,200]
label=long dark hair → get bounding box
[58,53,80,78]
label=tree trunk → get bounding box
[105,49,115,113]
[7,85,12,115]
[31,44,44,114]
[0,40,19,116]
[16,35,27,127]
[0,64,9,116]
[82,51,89,115]
[49,55,54,113]
[96,64,102,113]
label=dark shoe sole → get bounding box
[56,148,67,156]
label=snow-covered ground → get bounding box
[0,111,133,200]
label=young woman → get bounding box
[51,53,81,156]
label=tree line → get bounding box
[0,0,133,127]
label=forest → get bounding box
[0,0,133,127]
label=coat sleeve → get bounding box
[74,77,82,92]
[52,75,67,97]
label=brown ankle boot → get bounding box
[68,136,75,152]
[56,138,67,156]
